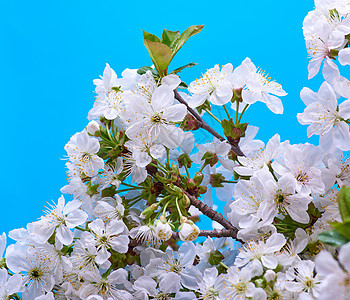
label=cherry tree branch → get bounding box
[129,228,242,248]
[181,188,238,232]
[174,89,245,156]
[172,228,240,240]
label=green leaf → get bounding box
[137,66,158,76]
[338,186,350,221]
[178,81,188,89]
[172,62,197,74]
[318,230,349,247]
[172,25,204,55]
[161,29,180,47]
[143,39,172,77]
[332,220,350,239]
[143,30,161,43]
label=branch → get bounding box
[172,228,240,239]
[129,228,242,248]
[174,89,245,156]
[182,188,237,232]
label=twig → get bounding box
[129,228,242,248]
[172,228,240,239]
[182,188,237,233]
[174,90,245,156]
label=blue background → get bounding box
[0,0,320,235]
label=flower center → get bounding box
[151,114,162,123]
[29,267,43,281]
[234,281,247,294]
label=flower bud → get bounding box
[198,185,207,194]
[86,120,100,136]
[140,203,158,219]
[155,217,172,241]
[193,172,204,186]
[178,221,200,241]
[181,113,200,131]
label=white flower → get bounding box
[195,267,221,300]
[124,135,165,168]
[70,238,104,281]
[60,176,95,215]
[235,134,280,177]
[303,9,349,79]
[195,138,232,170]
[229,170,266,229]
[272,144,325,196]
[241,58,287,114]
[99,157,124,190]
[34,292,55,300]
[6,248,55,300]
[0,269,22,300]
[65,131,104,177]
[126,85,187,149]
[195,237,234,272]
[297,82,350,152]
[322,152,350,190]
[179,222,200,242]
[83,218,129,265]
[79,269,132,300]
[94,196,125,222]
[315,242,350,299]
[154,216,172,241]
[218,266,267,300]
[339,47,350,65]
[89,64,138,121]
[86,120,100,135]
[234,233,286,277]
[285,260,322,299]
[31,196,88,245]
[123,152,148,184]
[262,173,313,224]
[129,224,161,247]
[146,242,202,290]
[187,63,233,107]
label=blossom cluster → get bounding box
[1,1,350,299]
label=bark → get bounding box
[174,89,245,156]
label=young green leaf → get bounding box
[172,25,204,55]
[143,30,161,43]
[161,29,180,47]
[172,62,197,74]
[143,39,172,77]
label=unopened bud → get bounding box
[193,172,204,186]
[155,217,172,241]
[181,113,200,131]
[140,203,158,219]
[178,222,200,242]
[86,120,100,136]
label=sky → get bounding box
[0,0,320,234]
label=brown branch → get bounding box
[174,89,245,157]
[172,228,240,240]
[129,228,242,248]
[182,188,237,232]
